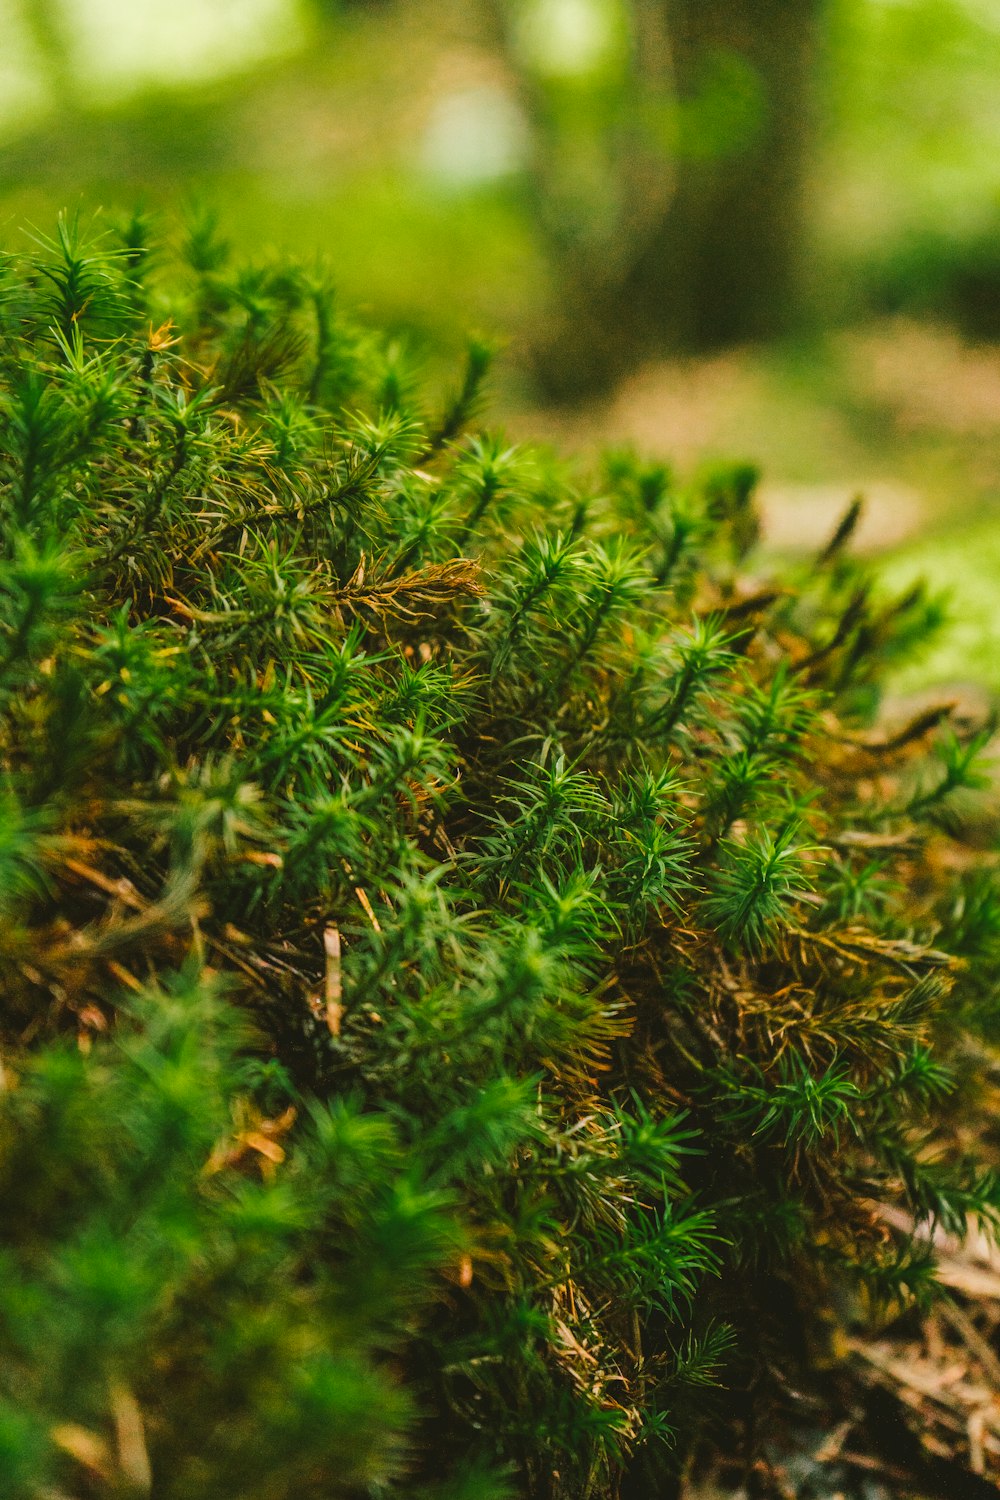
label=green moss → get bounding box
[1,214,999,1498]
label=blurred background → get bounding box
[4,0,1000,686]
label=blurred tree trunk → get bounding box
[525,0,827,399]
[648,0,824,346]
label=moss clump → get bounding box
[1,212,998,1499]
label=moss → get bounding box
[0,213,998,1498]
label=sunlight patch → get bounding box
[64,0,306,98]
